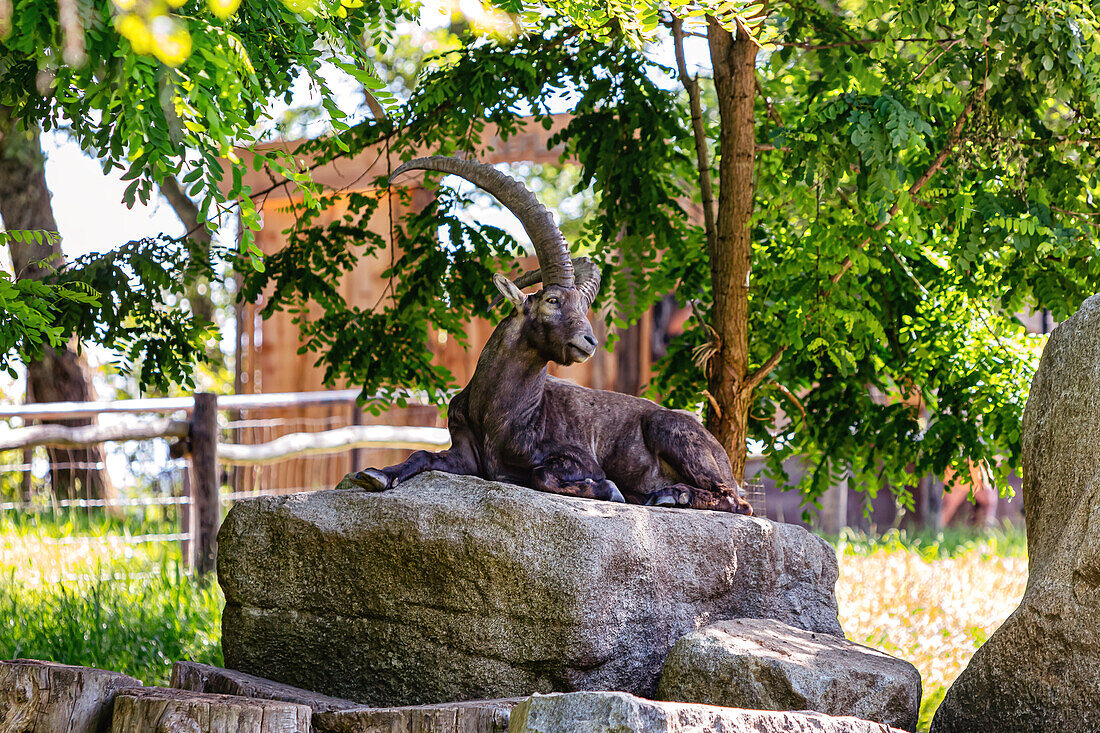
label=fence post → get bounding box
[190,393,219,576]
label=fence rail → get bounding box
[0,390,439,576]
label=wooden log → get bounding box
[313,698,522,733]
[0,388,424,421]
[0,419,190,451]
[111,686,311,733]
[218,425,451,466]
[0,659,142,733]
[170,661,358,714]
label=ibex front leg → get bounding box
[350,432,479,492]
[531,452,625,503]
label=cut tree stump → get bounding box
[313,698,522,733]
[0,659,142,733]
[110,687,311,733]
[171,661,359,713]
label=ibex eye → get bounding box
[546,297,559,305]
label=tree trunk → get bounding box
[0,107,115,501]
[110,687,312,733]
[159,173,215,325]
[0,659,141,733]
[706,20,758,481]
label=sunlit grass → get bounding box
[833,525,1028,732]
[0,508,183,584]
[0,508,221,685]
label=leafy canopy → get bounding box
[4,0,1100,507]
[0,0,409,388]
[248,0,1100,505]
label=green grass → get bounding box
[832,522,1029,561]
[0,508,222,685]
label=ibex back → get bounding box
[351,156,753,515]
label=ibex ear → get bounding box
[492,273,527,310]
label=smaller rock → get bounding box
[508,691,905,733]
[657,618,921,731]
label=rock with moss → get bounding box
[218,472,842,706]
[932,293,1100,732]
[657,618,920,731]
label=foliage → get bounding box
[0,231,99,378]
[0,566,222,684]
[833,524,1028,731]
[239,0,1100,505]
[0,0,411,384]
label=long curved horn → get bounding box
[487,257,601,311]
[572,257,602,307]
[390,156,574,289]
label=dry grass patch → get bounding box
[834,527,1028,731]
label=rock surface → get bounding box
[931,293,1100,733]
[219,471,841,706]
[658,618,920,731]
[509,691,904,733]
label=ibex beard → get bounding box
[350,155,753,516]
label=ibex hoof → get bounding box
[352,468,390,492]
[601,479,625,503]
[645,488,678,507]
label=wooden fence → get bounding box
[0,390,448,575]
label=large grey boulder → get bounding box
[219,471,842,706]
[932,293,1100,733]
[657,618,920,731]
[509,691,905,733]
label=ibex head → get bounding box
[391,156,602,366]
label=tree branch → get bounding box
[747,90,981,384]
[159,174,211,245]
[755,78,783,127]
[673,17,718,260]
[362,89,388,121]
[773,36,961,50]
[744,345,787,391]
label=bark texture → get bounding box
[0,107,114,501]
[0,659,141,733]
[706,20,758,481]
[111,687,311,733]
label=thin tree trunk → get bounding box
[0,107,115,502]
[159,173,215,325]
[706,19,758,481]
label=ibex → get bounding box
[351,156,753,515]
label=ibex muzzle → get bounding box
[351,156,753,516]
